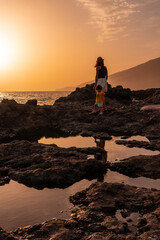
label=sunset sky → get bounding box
[0,0,160,91]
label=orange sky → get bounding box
[0,0,159,91]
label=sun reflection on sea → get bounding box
[0,92,5,102]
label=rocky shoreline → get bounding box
[0,84,160,239]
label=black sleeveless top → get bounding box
[98,66,108,79]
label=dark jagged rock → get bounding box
[0,85,159,142]
[1,99,18,105]
[0,176,10,186]
[106,85,132,104]
[26,99,37,106]
[0,167,10,186]
[0,84,160,239]
[6,182,159,239]
[110,154,160,179]
[115,139,160,151]
[0,227,17,240]
[0,140,107,189]
[133,88,160,103]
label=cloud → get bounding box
[76,0,160,41]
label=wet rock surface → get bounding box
[0,85,159,143]
[115,139,160,151]
[0,140,107,189]
[0,84,160,239]
[110,154,160,179]
[7,182,160,239]
[0,227,17,240]
[0,167,10,186]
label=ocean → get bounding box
[0,91,70,106]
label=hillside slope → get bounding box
[109,57,160,90]
[56,57,160,91]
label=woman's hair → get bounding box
[95,57,104,67]
[96,85,102,91]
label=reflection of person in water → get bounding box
[94,138,107,182]
[95,138,105,149]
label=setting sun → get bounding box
[0,32,19,71]
[0,0,159,91]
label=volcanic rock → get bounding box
[7,182,160,240]
[26,99,37,106]
[0,85,160,142]
[110,154,160,179]
[0,140,107,189]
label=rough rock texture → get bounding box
[0,227,17,240]
[0,85,159,145]
[115,139,160,151]
[0,140,107,189]
[0,84,160,239]
[26,99,37,106]
[132,88,160,104]
[110,154,160,179]
[8,182,160,240]
[0,167,10,186]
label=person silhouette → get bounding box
[94,57,108,109]
[94,137,107,182]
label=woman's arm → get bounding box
[94,66,101,89]
[105,67,108,80]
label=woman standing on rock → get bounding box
[94,57,108,109]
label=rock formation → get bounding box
[0,84,159,239]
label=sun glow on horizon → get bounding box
[0,31,21,72]
[0,0,159,91]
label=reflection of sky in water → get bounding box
[39,136,159,162]
[122,135,149,142]
[1,135,159,231]
[0,178,95,231]
[104,170,160,190]
[1,169,160,231]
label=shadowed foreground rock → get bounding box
[5,182,159,240]
[115,139,160,151]
[0,85,159,144]
[0,140,107,189]
[0,85,160,239]
[110,154,160,179]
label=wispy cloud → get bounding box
[76,0,160,41]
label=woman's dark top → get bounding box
[98,66,108,79]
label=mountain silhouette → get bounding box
[109,57,160,90]
[56,57,160,91]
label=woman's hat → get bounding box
[97,57,104,62]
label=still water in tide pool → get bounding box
[39,135,159,162]
[0,178,94,231]
[0,135,160,231]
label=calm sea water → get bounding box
[0,91,70,105]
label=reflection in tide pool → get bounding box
[0,178,95,231]
[124,135,149,142]
[1,169,160,231]
[39,136,159,162]
[104,170,160,190]
[1,135,159,232]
